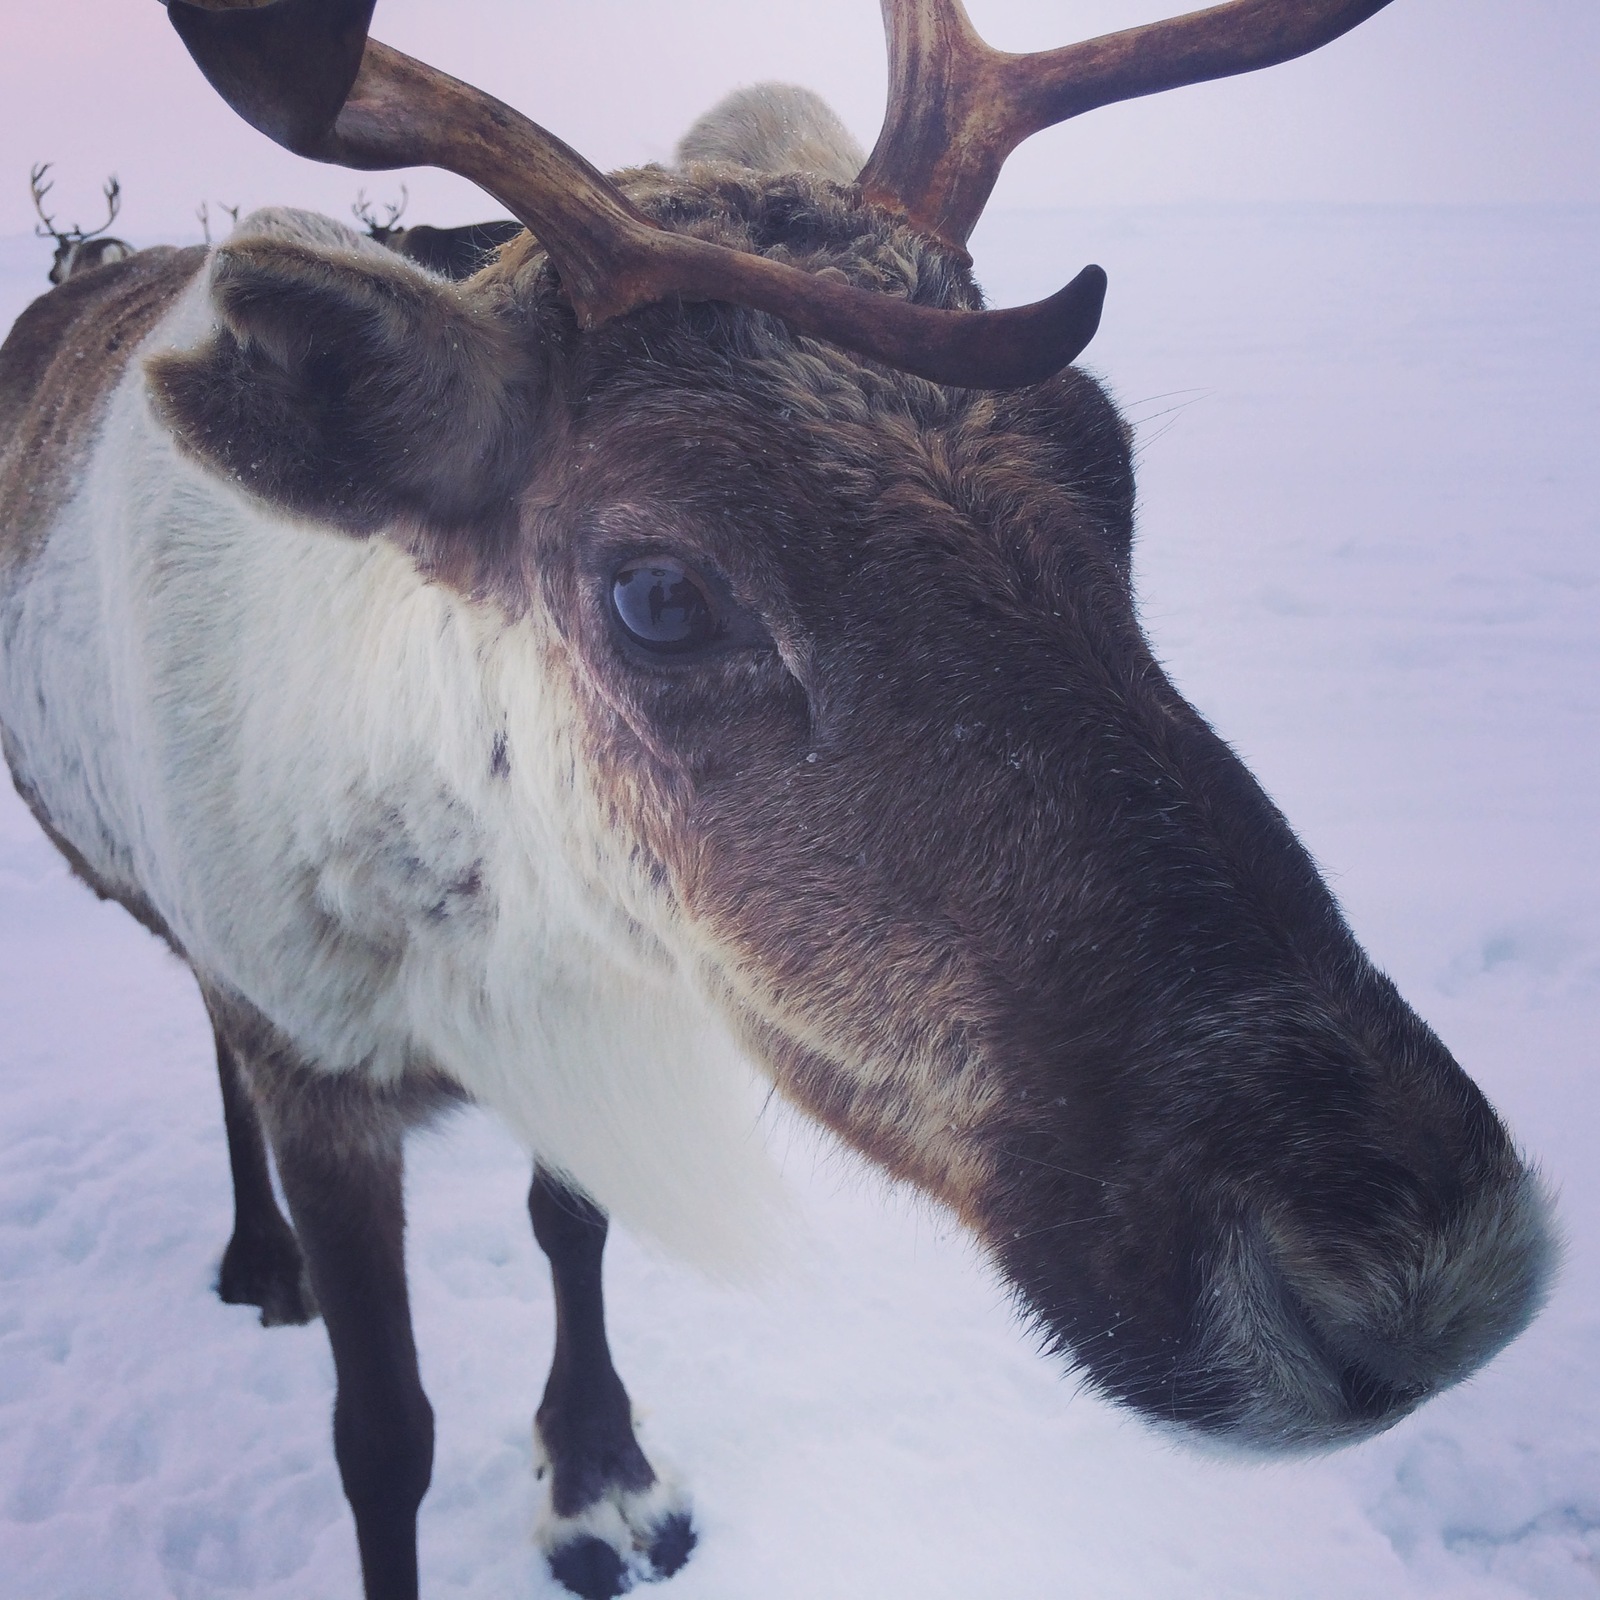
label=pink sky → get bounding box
[2,0,1597,246]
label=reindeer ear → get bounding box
[148,237,547,543]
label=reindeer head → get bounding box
[351,183,407,244]
[152,0,1553,1452]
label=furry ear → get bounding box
[148,237,549,544]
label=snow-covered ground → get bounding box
[1,204,1596,1599]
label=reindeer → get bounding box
[0,2,1556,1598]
[353,183,523,281]
[352,182,409,243]
[29,162,134,284]
[196,198,242,246]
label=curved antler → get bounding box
[858,0,1396,249]
[29,162,122,244]
[164,0,1104,389]
[28,163,60,241]
[81,176,122,241]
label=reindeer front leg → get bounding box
[529,1167,695,1599]
[265,1074,435,1600]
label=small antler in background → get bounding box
[352,185,407,240]
[29,163,62,241]
[31,163,122,243]
[86,175,123,240]
[198,199,244,246]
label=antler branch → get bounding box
[81,176,122,240]
[29,163,61,241]
[859,0,1396,248]
[31,163,122,244]
[165,0,1105,387]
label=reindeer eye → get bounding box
[610,558,724,654]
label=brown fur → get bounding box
[0,245,206,580]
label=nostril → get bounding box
[1335,1357,1429,1423]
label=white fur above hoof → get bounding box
[537,1474,695,1597]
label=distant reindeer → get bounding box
[0,2,1556,1599]
[196,199,242,246]
[29,162,133,284]
[352,183,408,243]
[355,182,521,281]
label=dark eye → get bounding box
[610,558,724,654]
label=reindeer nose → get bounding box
[1201,1169,1556,1450]
[1279,1276,1443,1432]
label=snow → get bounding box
[1,203,1597,1598]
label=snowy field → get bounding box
[1,203,1597,1599]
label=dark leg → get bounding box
[530,1166,695,1599]
[211,1024,317,1325]
[271,1081,434,1600]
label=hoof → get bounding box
[644,1511,695,1579]
[548,1534,630,1599]
[539,1479,696,1596]
[217,1226,318,1326]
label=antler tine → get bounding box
[167,0,729,325]
[164,0,1106,389]
[83,175,123,240]
[29,162,61,240]
[859,0,1396,249]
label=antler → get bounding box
[31,163,122,244]
[81,176,122,240]
[29,163,61,241]
[198,198,243,246]
[859,0,1395,248]
[164,0,1104,389]
[163,0,1399,384]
